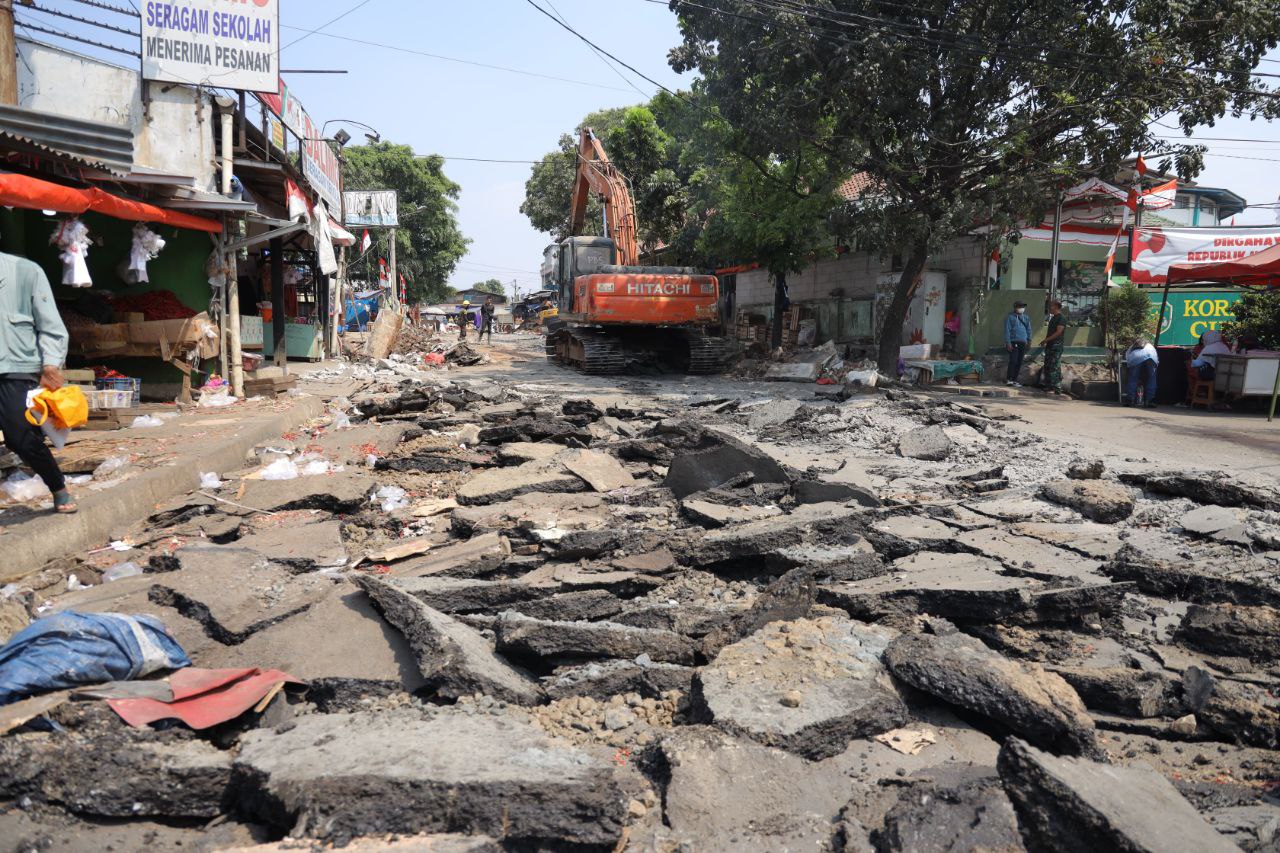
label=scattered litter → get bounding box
[93,456,130,479]
[66,574,91,592]
[302,459,335,476]
[330,410,352,430]
[374,485,409,512]
[199,472,223,490]
[102,562,142,583]
[108,541,133,552]
[131,415,165,428]
[107,666,302,730]
[0,610,190,705]
[1,472,50,503]
[259,458,299,481]
[875,727,938,756]
[198,392,238,409]
[65,475,92,486]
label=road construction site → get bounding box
[0,333,1278,852]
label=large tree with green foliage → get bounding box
[342,142,470,303]
[469,278,507,297]
[669,0,1280,372]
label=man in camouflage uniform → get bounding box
[1041,299,1067,395]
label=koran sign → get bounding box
[142,0,279,93]
[1132,225,1280,285]
[344,190,399,227]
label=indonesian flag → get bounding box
[361,229,372,253]
[378,258,388,282]
[1141,178,1177,210]
[1135,154,1148,177]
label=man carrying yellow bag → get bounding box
[0,252,76,513]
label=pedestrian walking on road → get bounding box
[1040,299,1068,395]
[458,300,471,342]
[1124,338,1159,408]
[1004,300,1031,386]
[0,252,75,513]
[480,296,495,344]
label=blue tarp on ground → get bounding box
[0,610,190,705]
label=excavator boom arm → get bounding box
[568,128,639,266]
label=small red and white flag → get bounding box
[378,258,388,282]
[1141,178,1177,210]
[361,229,372,253]
[1135,154,1148,177]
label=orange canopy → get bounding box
[0,172,221,233]
[1166,242,1280,288]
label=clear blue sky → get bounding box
[19,0,1280,298]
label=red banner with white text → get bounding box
[1131,226,1280,285]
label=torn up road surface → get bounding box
[1,339,1277,852]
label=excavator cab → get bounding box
[548,236,616,314]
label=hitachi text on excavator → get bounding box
[540,128,730,374]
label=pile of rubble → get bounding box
[1,372,1278,850]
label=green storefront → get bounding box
[1146,290,1242,347]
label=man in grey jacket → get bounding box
[0,252,74,513]
[1003,300,1032,386]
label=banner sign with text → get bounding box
[1132,225,1280,286]
[343,190,398,227]
[259,80,342,212]
[142,0,278,93]
[1148,290,1243,346]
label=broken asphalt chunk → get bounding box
[876,765,1026,853]
[885,629,1102,758]
[494,611,697,667]
[352,574,542,705]
[1040,479,1135,524]
[897,425,953,461]
[1118,471,1280,511]
[544,658,695,701]
[998,738,1238,852]
[455,461,586,505]
[693,616,907,759]
[233,709,626,847]
[663,434,790,499]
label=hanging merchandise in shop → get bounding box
[141,0,280,94]
[51,218,92,288]
[124,223,167,284]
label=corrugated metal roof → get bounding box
[0,104,133,176]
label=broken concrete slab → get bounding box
[495,442,563,466]
[233,518,348,570]
[451,492,607,536]
[196,583,425,691]
[1179,506,1252,546]
[793,479,882,507]
[871,515,958,550]
[955,528,1108,584]
[543,658,695,701]
[1103,541,1280,608]
[747,398,805,430]
[1040,479,1135,524]
[494,611,698,666]
[1048,666,1180,719]
[683,502,862,568]
[651,727,868,851]
[149,546,334,645]
[897,425,953,461]
[998,738,1238,852]
[353,574,542,705]
[0,730,231,818]
[455,462,585,506]
[680,498,782,528]
[694,616,906,759]
[1176,603,1279,664]
[386,532,511,579]
[1011,522,1125,560]
[234,709,625,847]
[1118,471,1280,511]
[238,471,376,513]
[885,629,1101,758]
[876,765,1025,853]
[699,566,819,658]
[559,448,636,492]
[765,362,822,382]
[664,434,790,499]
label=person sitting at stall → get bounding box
[1124,338,1159,408]
[1191,330,1232,378]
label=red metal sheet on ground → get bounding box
[107,667,301,729]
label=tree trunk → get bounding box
[876,246,929,375]
[771,271,788,350]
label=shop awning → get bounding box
[1167,242,1280,288]
[0,172,221,233]
[328,218,356,247]
[0,103,134,176]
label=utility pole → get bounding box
[387,228,397,309]
[0,1,26,106]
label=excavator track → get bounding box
[547,328,627,374]
[684,330,732,375]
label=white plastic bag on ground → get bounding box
[199,393,238,409]
[103,562,142,582]
[302,459,333,477]
[199,472,223,489]
[93,456,130,479]
[329,409,352,429]
[260,458,299,481]
[131,415,164,428]
[845,368,879,388]
[374,485,408,512]
[2,473,50,502]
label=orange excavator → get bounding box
[542,128,729,374]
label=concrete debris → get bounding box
[1176,603,1279,663]
[664,433,790,499]
[897,425,953,461]
[1119,471,1280,511]
[885,628,1102,758]
[455,461,585,505]
[1040,479,1135,523]
[876,765,1025,853]
[353,575,543,705]
[680,498,781,528]
[559,448,636,492]
[693,616,907,759]
[1066,459,1105,480]
[234,710,626,846]
[998,738,1239,853]
[495,611,698,666]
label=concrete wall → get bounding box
[17,39,216,190]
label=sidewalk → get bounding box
[0,365,359,583]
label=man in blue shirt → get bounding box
[1004,300,1032,387]
[1124,339,1159,408]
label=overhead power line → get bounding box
[66,0,138,16]
[282,0,377,51]
[276,26,635,93]
[25,3,138,37]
